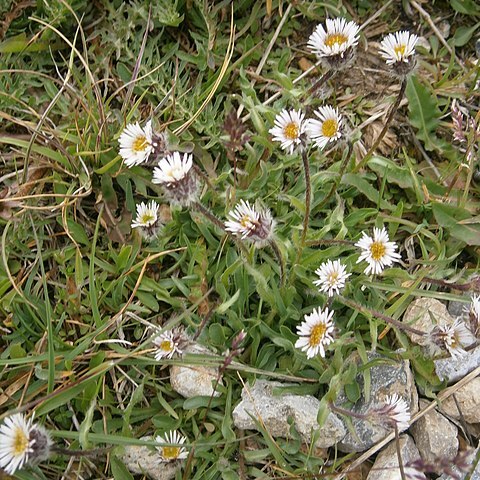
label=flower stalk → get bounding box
[338,295,426,337]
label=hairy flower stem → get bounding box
[317,141,353,210]
[289,149,312,285]
[354,78,407,173]
[395,425,407,480]
[338,295,426,337]
[294,149,312,263]
[305,69,336,98]
[192,201,227,231]
[306,239,355,247]
[423,276,480,292]
[51,446,111,457]
[268,239,285,287]
[329,403,370,421]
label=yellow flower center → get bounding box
[322,118,338,138]
[283,122,300,140]
[160,340,173,352]
[324,33,348,48]
[327,272,339,285]
[394,44,406,57]
[140,213,155,225]
[240,215,253,228]
[132,135,148,152]
[13,427,29,456]
[369,242,386,261]
[162,446,181,460]
[309,323,327,347]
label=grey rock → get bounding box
[435,344,480,383]
[170,343,221,398]
[440,378,480,424]
[121,437,181,480]
[233,380,346,448]
[366,435,422,480]
[448,295,470,322]
[336,351,418,453]
[403,298,453,347]
[410,399,458,466]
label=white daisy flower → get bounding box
[307,18,360,59]
[355,227,401,275]
[152,330,182,360]
[313,260,351,297]
[152,152,192,185]
[131,201,159,229]
[379,31,418,65]
[431,319,473,359]
[225,200,274,247]
[269,109,307,154]
[155,430,188,462]
[152,152,199,206]
[306,106,343,149]
[0,413,34,474]
[376,394,410,431]
[295,307,335,359]
[119,120,154,167]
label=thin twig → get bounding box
[410,0,467,73]
[237,3,293,118]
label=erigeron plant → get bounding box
[109,15,472,478]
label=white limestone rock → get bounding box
[120,437,181,480]
[335,351,418,453]
[366,435,422,480]
[233,380,346,448]
[410,399,458,466]
[440,378,480,424]
[170,343,221,398]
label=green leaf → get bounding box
[367,156,413,189]
[111,456,135,480]
[406,76,441,152]
[79,398,98,449]
[36,362,112,416]
[432,202,480,246]
[450,0,480,15]
[216,289,240,314]
[116,245,132,272]
[342,173,394,211]
[64,219,90,246]
[453,23,480,46]
[156,0,184,26]
[0,33,58,53]
[345,382,361,403]
[122,381,144,435]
